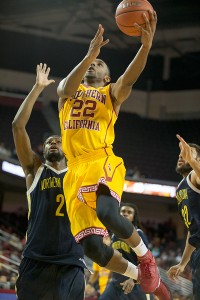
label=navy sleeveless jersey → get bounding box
[23,164,85,267]
[111,229,148,284]
[176,172,200,248]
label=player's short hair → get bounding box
[43,135,61,149]
[188,143,200,157]
[120,202,141,228]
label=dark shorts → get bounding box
[99,281,152,300]
[190,248,200,300]
[16,257,85,300]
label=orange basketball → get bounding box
[115,0,153,36]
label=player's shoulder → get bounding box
[25,154,42,176]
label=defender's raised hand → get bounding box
[36,63,55,88]
[86,24,109,60]
[176,134,196,164]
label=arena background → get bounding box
[0,0,200,299]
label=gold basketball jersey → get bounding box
[59,83,117,160]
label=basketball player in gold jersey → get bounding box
[58,11,171,299]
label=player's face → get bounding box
[175,152,192,176]
[43,136,65,162]
[120,206,134,222]
[84,59,110,82]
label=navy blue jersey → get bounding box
[176,172,200,248]
[111,229,148,284]
[23,164,85,267]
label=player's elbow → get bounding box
[12,123,20,140]
[12,118,23,131]
[12,119,18,129]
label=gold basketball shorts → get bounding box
[63,148,126,242]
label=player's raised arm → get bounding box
[57,24,109,109]
[111,10,157,108]
[12,63,55,178]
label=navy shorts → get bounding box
[99,281,152,300]
[16,257,85,300]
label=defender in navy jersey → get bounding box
[99,203,153,300]
[12,63,85,300]
[167,134,200,300]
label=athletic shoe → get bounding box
[137,250,160,293]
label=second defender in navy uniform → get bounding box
[99,203,153,300]
[167,134,200,300]
[12,63,86,300]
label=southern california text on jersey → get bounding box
[59,83,117,160]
